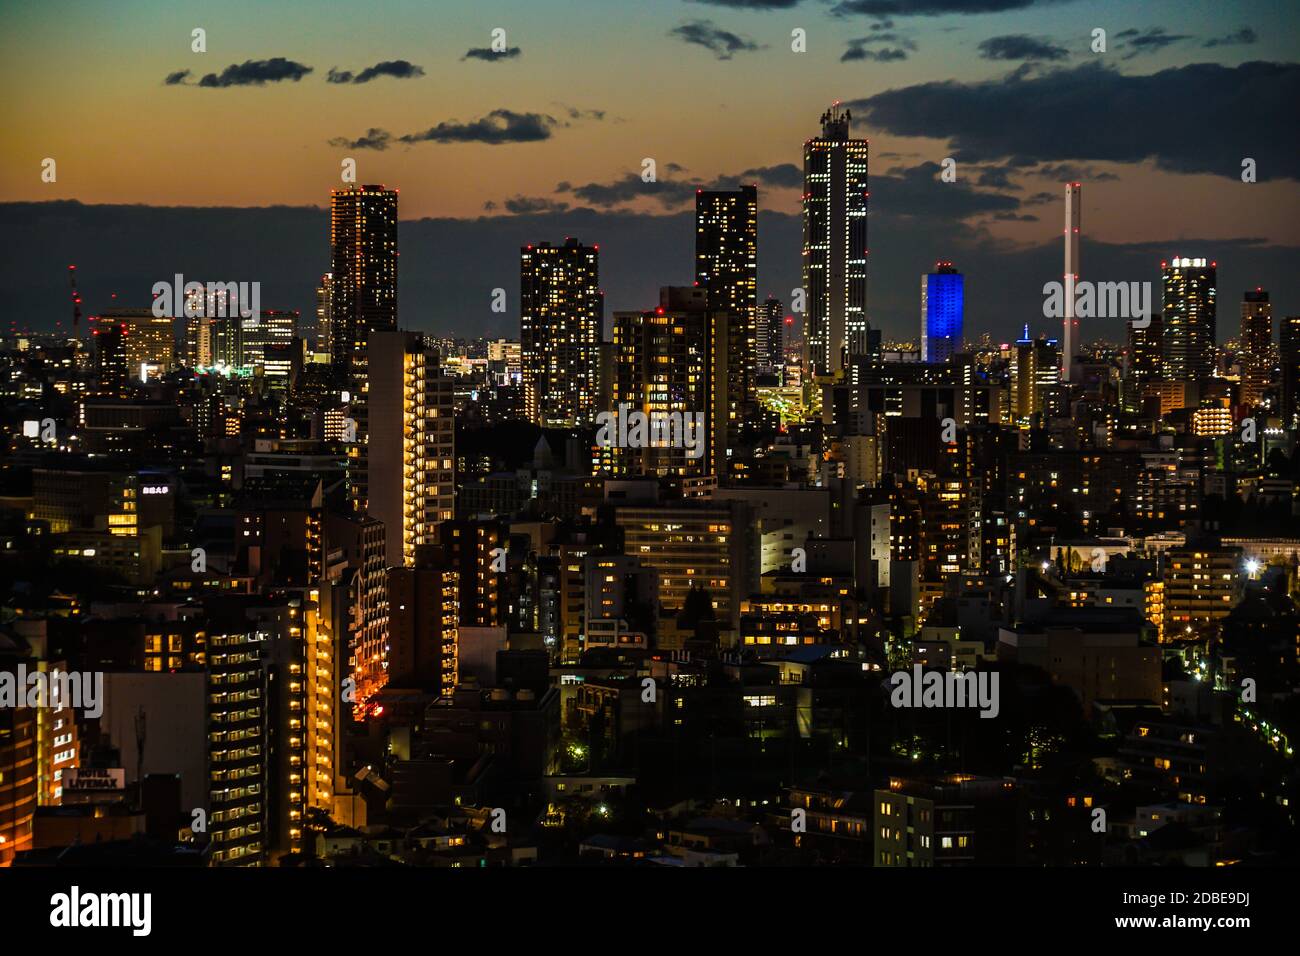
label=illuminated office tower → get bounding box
[920,261,963,364]
[696,185,758,401]
[241,309,297,369]
[613,500,757,630]
[1239,289,1272,407]
[99,309,175,381]
[803,105,869,375]
[757,296,784,371]
[520,238,601,426]
[368,331,455,568]
[1008,327,1059,424]
[315,273,333,357]
[608,287,729,480]
[1160,257,1217,382]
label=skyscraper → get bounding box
[1161,257,1217,382]
[607,287,729,480]
[1280,315,1300,431]
[695,185,758,401]
[99,309,175,381]
[315,273,333,358]
[757,295,784,372]
[367,330,455,569]
[1126,312,1163,410]
[1239,289,1272,407]
[921,261,963,364]
[1009,327,1060,424]
[329,185,398,375]
[520,238,602,427]
[91,315,128,394]
[803,105,869,376]
[241,309,297,369]
[1062,183,1081,383]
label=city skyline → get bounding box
[1,0,1297,910]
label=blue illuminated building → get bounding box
[921,261,964,364]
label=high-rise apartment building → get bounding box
[1126,311,1163,405]
[315,273,333,358]
[368,331,455,568]
[696,186,758,402]
[388,559,459,697]
[803,106,869,375]
[758,296,784,372]
[1239,289,1272,407]
[1161,257,1217,382]
[921,261,963,364]
[329,185,398,368]
[520,238,601,427]
[608,287,730,480]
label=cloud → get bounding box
[398,110,558,145]
[872,161,1023,220]
[1203,27,1257,48]
[1115,27,1191,59]
[849,60,1300,180]
[722,163,803,189]
[1031,162,1119,182]
[552,161,803,210]
[686,0,801,7]
[669,20,762,59]
[557,105,608,123]
[463,46,523,61]
[164,70,191,85]
[973,165,1019,189]
[196,58,313,87]
[832,0,1069,16]
[502,196,572,215]
[843,33,917,60]
[328,128,394,151]
[556,173,698,209]
[977,34,1067,61]
[327,60,425,84]
[843,42,910,61]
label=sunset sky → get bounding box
[2,0,1297,340]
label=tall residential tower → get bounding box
[803,106,869,376]
[520,239,602,427]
